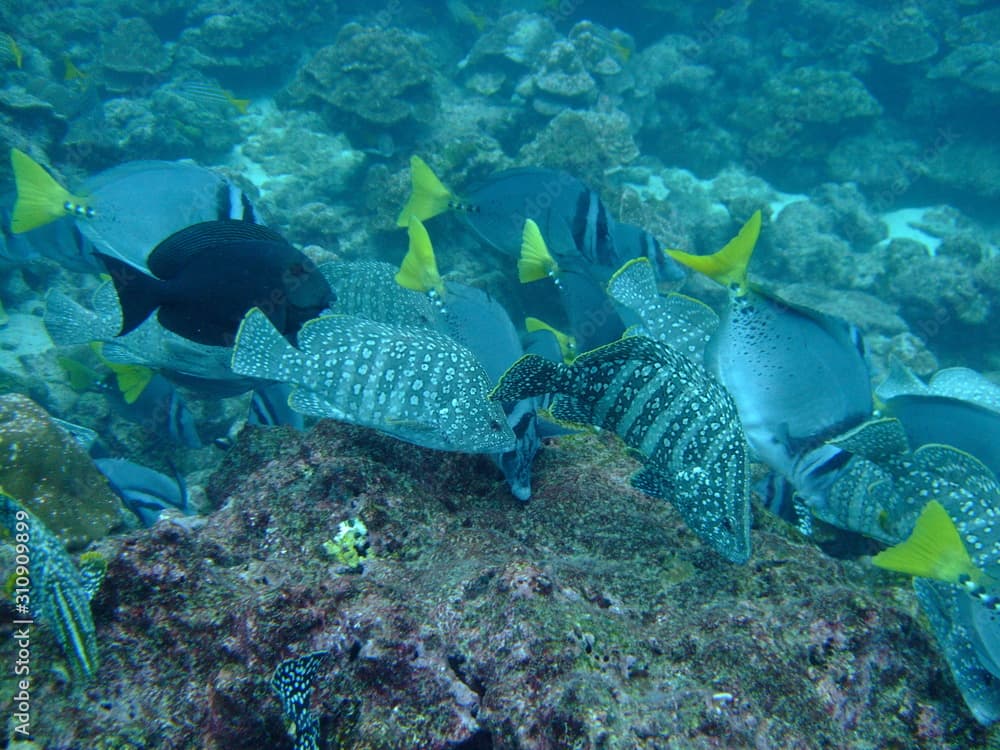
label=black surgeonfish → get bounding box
[97,220,333,347]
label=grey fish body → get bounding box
[877,362,1000,478]
[94,457,189,527]
[45,285,252,394]
[78,160,260,273]
[443,282,545,500]
[231,309,515,454]
[709,287,872,498]
[491,336,750,563]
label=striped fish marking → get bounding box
[491,336,750,563]
[231,308,515,454]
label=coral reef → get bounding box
[0,420,986,748]
[0,394,128,550]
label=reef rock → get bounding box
[518,109,638,184]
[283,23,437,127]
[4,420,987,748]
[99,17,171,75]
[0,394,127,550]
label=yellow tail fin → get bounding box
[518,219,560,283]
[225,92,250,114]
[396,216,446,299]
[106,361,154,404]
[667,209,761,290]
[872,500,982,584]
[396,156,453,227]
[525,316,576,363]
[10,149,89,233]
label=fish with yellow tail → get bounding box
[395,216,446,308]
[667,211,872,522]
[490,335,750,563]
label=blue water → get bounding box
[1,1,999,747]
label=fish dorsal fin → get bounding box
[875,356,930,402]
[525,317,575,362]
[518,218,560,283]
[826,417,909,460]
[396,155,453,226]
[873,500,982,584]
[607,257,658,303]
[666,210,761,291]
[578,334,677,370]
[147,220,287,279]
[396,217,446,299]
[10,148,90,233]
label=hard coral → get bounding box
[0,393,127,550]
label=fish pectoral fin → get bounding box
[548,395,596,429]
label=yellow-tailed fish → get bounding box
[64,55,87,82]
[518,218,562,285]
[396,216,446,303]
[874,500,1000,611]
[9,148,93,234]
[177,80,251,114]
[525,317,576,363]
[396,156,453,226]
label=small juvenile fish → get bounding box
[231,308,516,454]
[491,335,750,563]
[175,79,251,115]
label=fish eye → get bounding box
[490,420,502,430]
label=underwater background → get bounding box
[2,0,1000,747]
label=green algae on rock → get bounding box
[0,393,128,550]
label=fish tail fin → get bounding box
[396,156,453,226]
[94,253,163,337]
[10,149,87,233]
[396,216,445,299]
[44,290,107,345]
[490,353,572,403]
[231,307,300,379]
[607,257,657,305]
[518,219,560,283]
[666,210,761,290]
[104,360,154,404]
[227,94,250,114]
[56,355,104,392]
[525,317,576,363]
[872,500,982,585]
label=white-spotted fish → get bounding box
[0,491,106,679]
[668,211,872,514]
[607,256,719,363]
[45,284,252,395]
[319,259,442,331]
[9,150,260,273]
[231,308,516,454]
[490,335,750,563]
[272,651,328,750]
